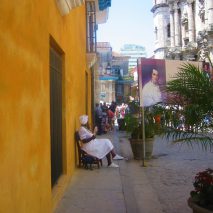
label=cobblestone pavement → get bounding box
[139,135,213,213]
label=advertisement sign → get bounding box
[138,59,201,107]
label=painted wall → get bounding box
[0,0,89,212]
[165,60,201,81]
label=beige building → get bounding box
[112,53,132,103]
[94,44,132,104]
[95,42,116,104]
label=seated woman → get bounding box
[78,115,123,168]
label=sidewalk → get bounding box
[54,128,213,213]
[54,129,163,213]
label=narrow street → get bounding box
[55,127,213,213]
[2,1,213,212]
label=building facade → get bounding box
[95,43,133,104]
[151,0,213,62]
[112,53,132,103]
[120,44,147,70]
[0,0,111,212]
[95,42,116,104]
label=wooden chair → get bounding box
[75,131,102,169]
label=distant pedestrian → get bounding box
[109,101,116,113]
[95,103,103,135]
[107,108,115,131]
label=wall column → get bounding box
[174,3,181,46]
[187,0,195,42]
[169,7,175,47]
[180,7,185,47]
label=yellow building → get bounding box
[0,0,110,212]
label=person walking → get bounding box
[95,103,103,135]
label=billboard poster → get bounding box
[138,59,166,107]
[138,59,201,107]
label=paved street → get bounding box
[55,128,213,213]
[143,136,213,213]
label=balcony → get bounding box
[86,0,110,24]
[86,0,111,68]
[86,1,97,68]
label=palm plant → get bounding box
[163,63,213,150]
[124,106,157,139]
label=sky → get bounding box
[97,0,155,57]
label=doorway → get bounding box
[49,44,63,187]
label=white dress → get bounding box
[78,126,114,159]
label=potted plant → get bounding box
[124,106,157,160]
[188,168,213,212]
[124,112,142,160]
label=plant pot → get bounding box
[129,139,143,160]
[188,198,213,213]
[129,138,154,160]
[145,137,154,160]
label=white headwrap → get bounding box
[79,115,88,125]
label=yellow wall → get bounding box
[0,0,90,212]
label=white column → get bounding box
[187,0,195,42]
[180,7,185,47]
[169,8,175,47]
[174,3,181,46]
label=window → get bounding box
[167,24,170,38]
[155,27,158,40]
[184,38,189,46]
[86,1,96,53]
